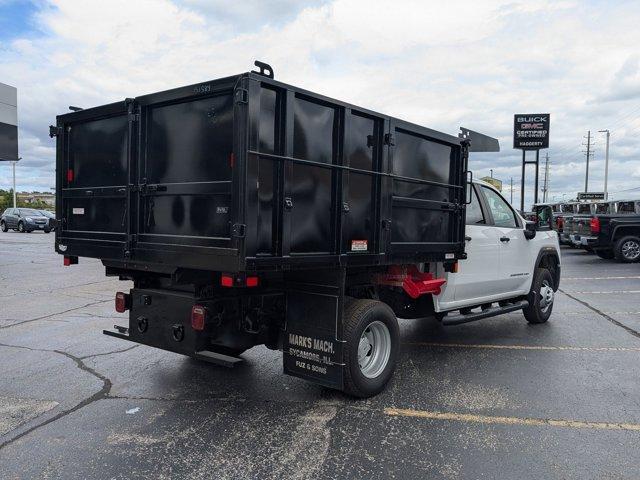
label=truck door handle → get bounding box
[500,236,510,242]
[465,236,472,241]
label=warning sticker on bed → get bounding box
[72,208,85,215]
[351,239,368,251]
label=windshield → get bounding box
[595,203,610,214]
[18,208,44,216]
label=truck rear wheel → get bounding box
[523,268,554,324]
[614,236,640,263]
[343,299,399,398]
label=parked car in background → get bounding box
[0,208,52,233]
[579,200,640,262]
[38,210,56,231]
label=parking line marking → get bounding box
[403,342,640,352]
[384,408,640,431]
[562,312,640,315]
[563,276,640,280]
[561,290,640,294]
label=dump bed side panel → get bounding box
[243,74,465,270]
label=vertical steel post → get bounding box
[520,150,525,213]
[534,150,539,205]
[12,161,16,208]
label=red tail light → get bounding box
[590,216,600,234]
[557,217,564,229]
[67,169,74,182]
[115,292,130,313]
[246,276,259,287]
[191,305,207,331]
[221,275,234,287]
[63,255,78,266]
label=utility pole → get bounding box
[599,129,610,200]
[583,130,594,192]
[541,153,550,202]
[490,169,493,178]
[510,177,513,204]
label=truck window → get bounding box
[465,186,485,225]
[595,203,609,214]
[482,186,517,228]
[577,204,591,214]
[560,204,574,213]
[618,202,635,214]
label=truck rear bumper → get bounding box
[103,327,242,367]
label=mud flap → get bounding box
[283,269,345,390]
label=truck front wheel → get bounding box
[343,299,399,398]
[523,268,554,324]
[614,236,640,263]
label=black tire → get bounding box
[613,236,640,263]
[523,268,555,324]
[17,221,25,232]
[44,229,51,234]
[0,221,7,232]
[595,249,615,260]
[342,298,399,398]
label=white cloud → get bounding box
[0,0,639,207]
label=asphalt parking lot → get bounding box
[1,232,639,479]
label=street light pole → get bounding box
[599,129,610,200]
[12,157,21,208]
[12,161,16,208]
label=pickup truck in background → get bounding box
[50,63,561,398]
[582,201,640,262]
[534,201,576,245]
[565,201,615,249]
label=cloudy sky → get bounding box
[1,0,639,207]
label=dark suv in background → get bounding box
[1,208,52,233]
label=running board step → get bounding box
[441,300,529,326]
[194,350,243,368]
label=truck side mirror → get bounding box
[533,205,553,231]
[524,221,536,240]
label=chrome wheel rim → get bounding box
[539,280,554,313]
[621,240,640,260]
[357,320,391,379]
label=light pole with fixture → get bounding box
[598,130,610,200]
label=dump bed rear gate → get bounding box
[55,72,467,273]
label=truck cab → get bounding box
[435,180,560,322]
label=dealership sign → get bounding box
[0,82,18,161]
[577,192,605,201]
[513,113,550,150]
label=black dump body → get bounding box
[53,72,467,274]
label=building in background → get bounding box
[0,82,18,162]
[17,192,55,206]
[480,176,503,191]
